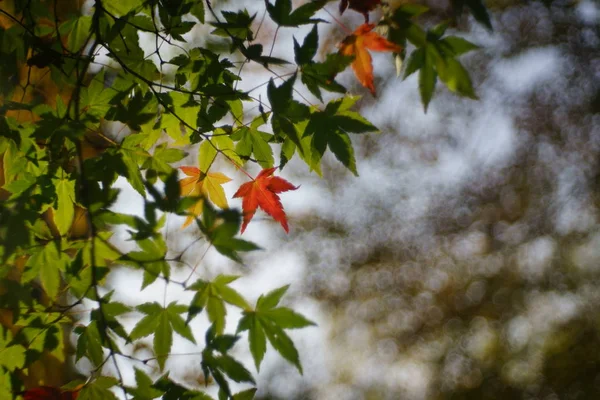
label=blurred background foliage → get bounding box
[247,0,600,399]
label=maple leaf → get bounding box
[339,0,382,22]
[232,167,298,233]
[338,23,402,96]
[179,166,232,228]
[23,386,78,400]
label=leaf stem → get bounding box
[322,6,353,35]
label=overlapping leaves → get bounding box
[385,5,480,110]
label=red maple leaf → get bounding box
[23,386,78,400]
[232,167,298,233]
[338,23,402,96]
[339,0,382,22]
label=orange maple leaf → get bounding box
[339,0,382,22]
[179,166,232,228]
[338,23,402,96]
[23,386,78,400]
[232,167,298,233]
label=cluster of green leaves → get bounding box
[384,3,484,111]
[0,0,489,398]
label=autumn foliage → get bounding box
[233,167,298,233]
[178,166,297,233]
[179,166,232,228]
[339,23,403,95]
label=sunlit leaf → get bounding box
[178,166,232,228]
[53,174,75,236]
[155,312,173,370]
[233,167,298,233]
[338,24,402,95]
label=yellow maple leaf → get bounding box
[179,166,232,228]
